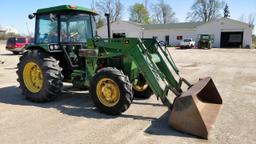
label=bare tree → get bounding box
[114,0,122,21]
[143,0,149,10]
[239,13,256,25]
[151,0,177,24]
[187,0,225,22]
[248,13,256,25]
[91,0,95,10]
[239,14,246,22]
[95,0,123,22]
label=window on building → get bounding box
[177,36,183,40]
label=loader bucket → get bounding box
[169,77,222,139]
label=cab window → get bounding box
[36,15,58,44]
[60,14,93,43]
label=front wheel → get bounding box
[90,67,133,115]
[17,50,63,102]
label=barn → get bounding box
[97,18,254,48]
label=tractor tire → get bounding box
[133,86,153,99]
[198,43,201,49]
[13,51,20,55]
[133,75,153,99]
[90,67,133,115]
[17,50,63,102]
[132,78,153,99]
[208,43,212,49]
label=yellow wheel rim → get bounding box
[23,62,43,93]
[96,78,120,107]
[133,83,148,92]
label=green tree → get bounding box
[129,3,149,24]
[187,0,225,22]
[224,4,230,18]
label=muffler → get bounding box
[169,77,222,139]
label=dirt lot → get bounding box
[0,44,256,144]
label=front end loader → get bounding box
[17,5,222,139]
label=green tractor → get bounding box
[197,34,214,49]
[17,5,222,139]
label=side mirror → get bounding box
[28,14,35,19]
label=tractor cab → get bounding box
[30,5,97,51]
[28,5,98,78]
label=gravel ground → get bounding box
[0,44,256,144]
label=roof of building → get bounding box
[112,20,205,30]
[36,5,97,15]
[142,22,205,30]
[99,18,253,30]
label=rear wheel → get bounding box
[133,74,153,99]
[198,43,201,49]
[208,43,212,49]
[17,50,63,102]
[90,67,133,115]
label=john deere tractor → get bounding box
[197,34,214,49]
[17,5,222,139]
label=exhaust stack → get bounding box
[105,13,110,38]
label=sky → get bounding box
[0,0,255,35]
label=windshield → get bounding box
[36,15,58,44]
[35,13,94,44]
[7,38,16,45]
[60,14,93,43]
[184,39,191,42]
[202,35,210,39]
[17,38,26,43]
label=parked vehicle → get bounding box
[197,34,214,49]
[6,37,31,54]
[179,38,196,49]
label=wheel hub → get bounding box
[23,62,43,93]
[96,78,120,107]
[133,82,148,92]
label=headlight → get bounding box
[49,45,54,51]
[54,44,59,50]
[49,44,60,51]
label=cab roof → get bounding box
[36,5,97,15]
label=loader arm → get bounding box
[94,37,186,108]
